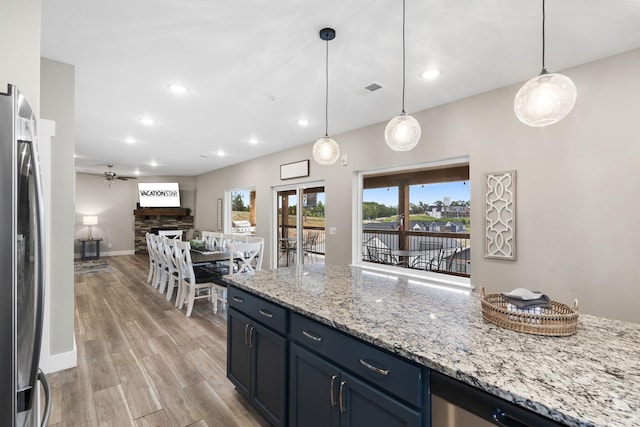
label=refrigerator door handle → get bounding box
[38,369,50,427]
[29,136,46,390]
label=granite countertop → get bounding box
[227,264,640,427]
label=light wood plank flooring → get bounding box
[48,255,269,427]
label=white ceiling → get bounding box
[41,0,640,178]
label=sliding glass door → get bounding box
[274,182,325,268]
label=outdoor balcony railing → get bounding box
[362,229,470,277]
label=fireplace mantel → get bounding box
[134,208,191,217]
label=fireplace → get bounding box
[134,208,193,254]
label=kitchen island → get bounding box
[226,264,639,427]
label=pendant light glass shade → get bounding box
[312,27,340,166]
[514,0,576,127]
[385,113,421,151]
[312,136,340,165]
[385,0,421,152]
[514,71,576,127]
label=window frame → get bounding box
[351,156,472,289]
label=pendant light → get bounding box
[514,0,576,127]
[312,28,340,166]
[385,0,421,152]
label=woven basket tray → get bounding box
[481,287,579,336]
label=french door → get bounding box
[273,182,325,268]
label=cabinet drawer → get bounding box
[290,312,422,408]
[228,286,287,334]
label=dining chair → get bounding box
[161,238,181,301]
[151,235,167,290]
[206,240,264,314]
[174,240,221,317]
[156,237,173,294]
[145,233,156,284]
[302,232,318,263]
[413,241,444,270]
[199,231,227,253]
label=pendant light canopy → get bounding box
[385,0,421,152]
[312,27,340,166]
[514,0,576,127]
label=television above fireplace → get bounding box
[138,182,180,207]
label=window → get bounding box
[356,159,471,285]
[229,188,256,234]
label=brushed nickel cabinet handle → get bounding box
[249,326,255,348]
[302,330,323,342]
[244,323,250,346]
[330,375,337,407]
[359,358,389,376]
[339,381,347,414]
[258,309,274,318]
[232,296,244,303]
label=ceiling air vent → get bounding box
[365,83,382,92]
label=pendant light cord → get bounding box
[401,0,407,114]
[541,0,547,74]
[325,37,329,137]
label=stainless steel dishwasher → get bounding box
[431,372,565,427]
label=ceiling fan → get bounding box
[101,164,137,187]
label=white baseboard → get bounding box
[41,337,77,374]
[74,250,136,259]
[102,250,136,257]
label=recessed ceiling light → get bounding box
[421,68,441,80]
[297,119,309,126]
[249,138,259,144]
[216,150,225,157]
[150,161,158,167]
[125,137,135,144]
[140,117,155,126]
[134,169,140,175]
[167,84,188,94]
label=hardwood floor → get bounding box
[48,255,269,427]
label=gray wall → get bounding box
[40,58,76,357]
[194,48,640,323]
[75,174,195,255]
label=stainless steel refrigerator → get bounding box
[1,84,51,426]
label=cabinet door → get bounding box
[227,308,252,398]
[340,372,421,427]
[289,344,340,427]
[251,321,288,427]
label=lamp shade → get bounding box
[385,113,421,151]
[312,136,340,166]
[83,215,98,226]
[514,73,577,127]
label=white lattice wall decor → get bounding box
[484,170,516,260]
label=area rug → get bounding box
[74,259,116,275]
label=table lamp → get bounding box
[83,215,98,240]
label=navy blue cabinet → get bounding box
[290,333,422,427]
[227,288,288,427]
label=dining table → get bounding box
[190,247,231,265]
[390,249,425,267]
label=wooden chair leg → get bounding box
[212,288,218,314]
[186,288,196,317]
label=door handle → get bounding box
[330,375,338,407]
[249,326,255,348]
[491,408,528,427]
[258,309,274,318]
[359,358,389,376]
[38,369,51,427]
[302,330,323,342]
[244,323,250,346]
[232,296,244,303]
[339,380,347,414]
